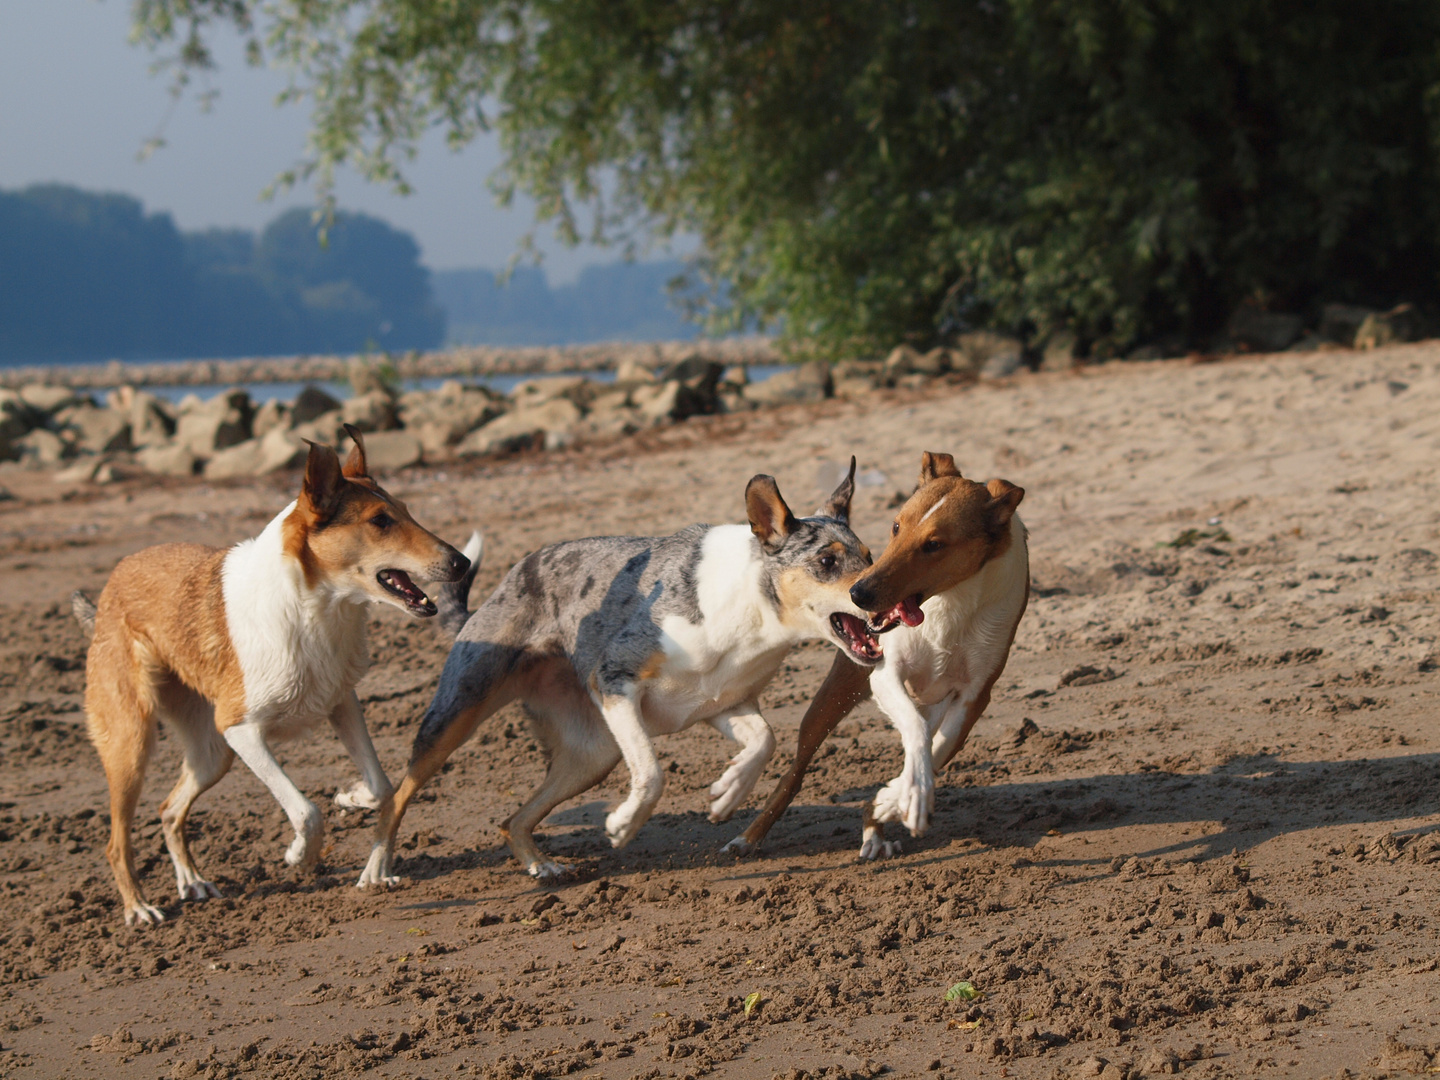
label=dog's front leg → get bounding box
[592,685,664,848]
[328,692,393,811]
[868,665,935,841]
[706,705,776,822]
[224,721,324,870]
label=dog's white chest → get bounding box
[221,510,370,733]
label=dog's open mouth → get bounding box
[866,593,925,634]
[830,613,883,662]
[378,569,436,616]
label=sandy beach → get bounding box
[2,343,1439,1079]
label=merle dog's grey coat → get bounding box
[356,465,877,884]
[419,512,867,763]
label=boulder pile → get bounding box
[0,350,981,482]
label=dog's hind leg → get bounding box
[503,708,621,880]
[705,705,775,823]
[359,637,524,888]
[87,635,165,926]
[330,691,392,811]
[157,681,233,901]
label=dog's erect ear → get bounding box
[819,456,857,523]
[986,478,1025,530]
[919,451,962,485]
[746,474,798,551]
[300,439,345,518]
[342,424,369,479]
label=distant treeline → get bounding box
[434,262,698,347]
[0,185,444,364]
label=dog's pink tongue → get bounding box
[899,596,925,626]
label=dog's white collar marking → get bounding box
[919,495,948,524]
[222,501,370,730]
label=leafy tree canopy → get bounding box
[135,1,1440,356]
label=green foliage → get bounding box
[134,0,1440,356]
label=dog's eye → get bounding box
[819,553,837,570]
[370,512,394,530]
[922,539,943,553]
[891,521,900,537]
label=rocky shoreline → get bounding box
[0,342,1009,485]
[0,338,778,391]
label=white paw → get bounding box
[356,846,399,889]
[858,830,903,861]
[605,800,649,848]
[707,760,760,823]
[528,859,569,881]
[722,834,754,857]
[178,878,221,901]
[334,780,383,810]
[284,807,324,868]
[872,769,934,837]
[125,902,166,926]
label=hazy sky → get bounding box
[0,0,631,278]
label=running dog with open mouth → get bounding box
[357,461,880,885]
[726,451,1028,859]
[74,428,469,925]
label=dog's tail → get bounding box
[71,590,97,638]
[437,531,483,638]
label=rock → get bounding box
[104,387,175,448]
[135,442,197,477]
[176,390,253,457]
[576,410,640,443]
[351,430,422,471]
[742,361,832,405]
[458,398,584,456]
[0,390,35,448]
[833,359,881,382]
[18,384,86,414]
[397,384,503,448]
[341,389,399,432]
[129,394,176,448]
[915,348,953,376]
[15,428,67,463]
[955,331,1023,378]
[631,379,719,423]
[292,409,347,448]
[1228,307,1303,352]
[203,427,306,479]
[834,377,879,400]
[661,354,723,385]
[883,345,923,378]
[721,365,749,387]
[718,387,757,413]
[54,405,131,454]
[511,376,591,409]
[1040,330,1079,371]
[53,456,108,485]
[614,359,657,385]
[347,357,394,398]
[1319,302,1377,345]
[291,385,344,425]
[251,400,291,440]
[1355,303,1427,349]
[587,388,633,415]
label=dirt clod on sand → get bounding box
[4,344,1440,1078]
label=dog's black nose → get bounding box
[447,550,471,579]
[850,581,875,609]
